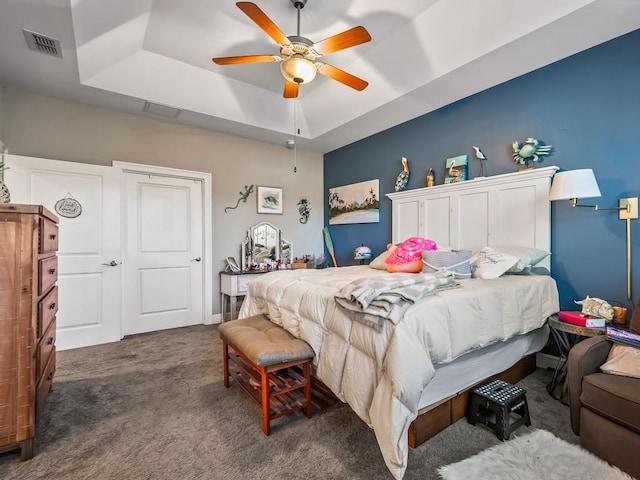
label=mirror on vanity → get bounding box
[241,222,292,271]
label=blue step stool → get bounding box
[467,379,531,440]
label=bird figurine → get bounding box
[426,167,435,187]
[394,157,410,192]
[472,146,489,177]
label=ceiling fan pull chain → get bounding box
[293,100,298,173]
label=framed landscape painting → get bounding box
[256,186,283,214]
[328,179,379,225]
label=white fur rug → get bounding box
[438,429,634,480]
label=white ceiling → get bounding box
[1,0,639,154]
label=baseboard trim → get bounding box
[536,352,560,371]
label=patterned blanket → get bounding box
[334,273,458,331]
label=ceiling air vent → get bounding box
[143,101,182,119]
[23,29,63,58]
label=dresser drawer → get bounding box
[39,218,59,254]
[237,274,260,294]
[36,349,56,422]
[38,286,58,337]
[38,256,58,295]
[37,321,56,381]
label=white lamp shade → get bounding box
[549,169,602,201]
[280,56,317,85]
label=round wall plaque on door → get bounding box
[55,194,82,218]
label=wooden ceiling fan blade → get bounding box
[283,81,299,98]
[212,54,280,65]
[313,26,371,55]
[236,2,291,46]
[317,63,368,91]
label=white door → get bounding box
[4,155,122,350]
[122,172,204,335]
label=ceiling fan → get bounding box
[212,1,372,98]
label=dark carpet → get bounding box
[0,325,577,480]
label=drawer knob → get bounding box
[49,302,56,310]
[49,268,56,275]
[47,336,54,345]
[49,234,57,240]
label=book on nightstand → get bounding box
[606,326,640,348]
[558,310,606,328]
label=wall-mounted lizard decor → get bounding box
[225,184,254,213]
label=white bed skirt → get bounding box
[418,325,549,413]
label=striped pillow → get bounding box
[422,250,472,278]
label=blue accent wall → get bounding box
[324,29,640,312]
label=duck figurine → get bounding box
[394,157,410,192]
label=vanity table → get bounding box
[221,222,293,321]
[220,271,269,321]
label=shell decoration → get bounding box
[512,138,553,167]
[394,157,410,192]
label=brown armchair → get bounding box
[568,307,640,479]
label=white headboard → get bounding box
[386,166,558,269]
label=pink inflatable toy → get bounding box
[384,237,438,273]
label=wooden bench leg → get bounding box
[260,367,270,435]
[222,341,230,388]
[303,361,312,419]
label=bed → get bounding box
[238,166,560,479]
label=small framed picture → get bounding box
[256,186,283,214]
[225,257,241,272]
[444,155,468,184]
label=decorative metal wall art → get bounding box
[297,198,310,224]
[512,138,553,168]
[225,184,254,213]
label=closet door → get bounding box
[4,155,122,350]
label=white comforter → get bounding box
[238,266,559,479]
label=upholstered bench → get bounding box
[218,314,315,435]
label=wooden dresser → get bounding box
[0,204,59,460]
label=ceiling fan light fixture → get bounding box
[280,55,316,84]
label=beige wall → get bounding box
[0,86,5,147]
[1,87,325,315]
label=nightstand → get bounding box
[546,314,606,404]
[220,271,268,321]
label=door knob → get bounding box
[102,260,120,267]
[191,257,202,262]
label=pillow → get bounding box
[600,344,640,378]
[470,247,519,279]
[422,249,472,279]
[369,250,390,270]
[490,245,550,273]
[505,265,551,276]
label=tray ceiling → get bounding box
[0,0,639,153]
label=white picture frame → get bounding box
[256,186,283,214]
